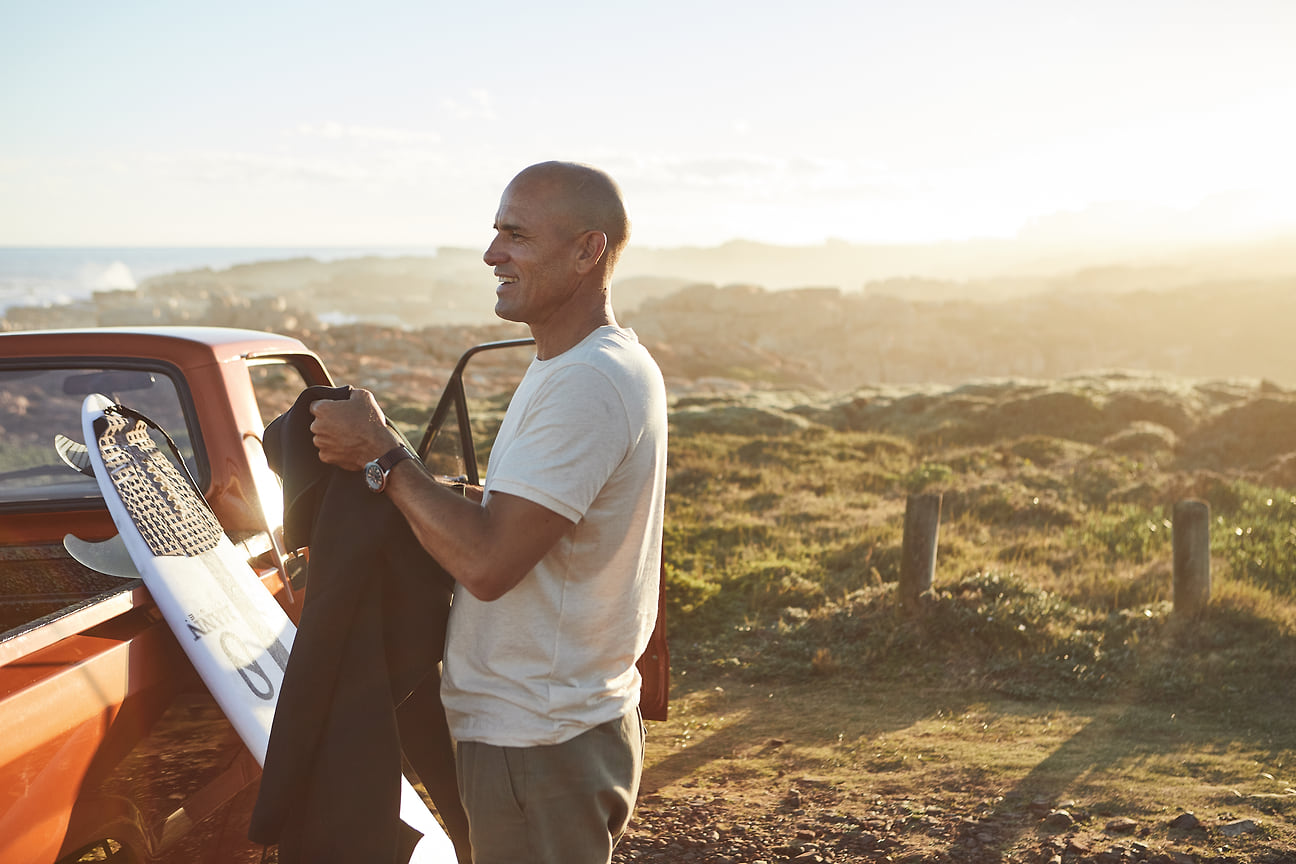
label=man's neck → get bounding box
[532,300,617,360]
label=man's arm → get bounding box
[310,389,570,601]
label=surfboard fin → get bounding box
[55,433,95,477]
[64,533,141,579]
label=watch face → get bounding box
[364,460,385,492]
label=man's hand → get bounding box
[309,388,401,471]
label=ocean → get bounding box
[0,246,439,316]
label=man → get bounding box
[309,161,668,863]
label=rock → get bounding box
[1105,817,1139,833]
[1044,808,1075,829]
[1219,817,1260,837]
[1148,854,1198,864]
[1168,811,1204,831]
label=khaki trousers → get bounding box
[455,710,645,864]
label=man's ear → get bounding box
[573,230,608,274]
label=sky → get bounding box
[3,0,1295,250]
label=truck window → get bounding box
[247,359,315,428]
[0,365,196,640]
[0,366,194,507]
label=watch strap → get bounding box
[377,444,415,474]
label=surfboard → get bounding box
[67,393,456,862]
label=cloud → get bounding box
[295,122,442,146]
[142,134,455,188]
[439,89,496,121]
[149,149,371,185]
[589,152,938,246]
[610,153,911,202]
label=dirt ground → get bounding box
[612,675,1296,864]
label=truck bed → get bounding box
[0,543,131,640]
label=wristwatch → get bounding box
[364,445,416,493]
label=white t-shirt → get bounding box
[441,326,668,747]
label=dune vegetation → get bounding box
[658,373,1296,684]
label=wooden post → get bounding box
[900,492,941,612]
[1173,499,1211,616]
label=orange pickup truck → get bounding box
[0,327,333,863]
[0,326,667,863]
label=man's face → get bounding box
[483,175,580,326]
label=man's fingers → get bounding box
[305,389,395,470]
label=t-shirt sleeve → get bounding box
[486,363,630,523]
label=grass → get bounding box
[662,423,1296,708]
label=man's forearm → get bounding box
[309,388,567,601]
[382,459,569,602]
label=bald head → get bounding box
[509,161,631,272]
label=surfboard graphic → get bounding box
[68,394,456,862]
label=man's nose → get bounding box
[483,237,505,266]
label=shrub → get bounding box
[945,483,1077,528]
[903,462,953,492]
[1180,397,1296,470]
[1009,435,1087,466]
[1215,488,1296,598]
[1079,504,1172,565]
[1102,421,1179,457]
[663,562,722,617]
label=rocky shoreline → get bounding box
[6,257,1296,398]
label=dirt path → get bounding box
[615,788,1292,863]
[612,675,1296,863]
